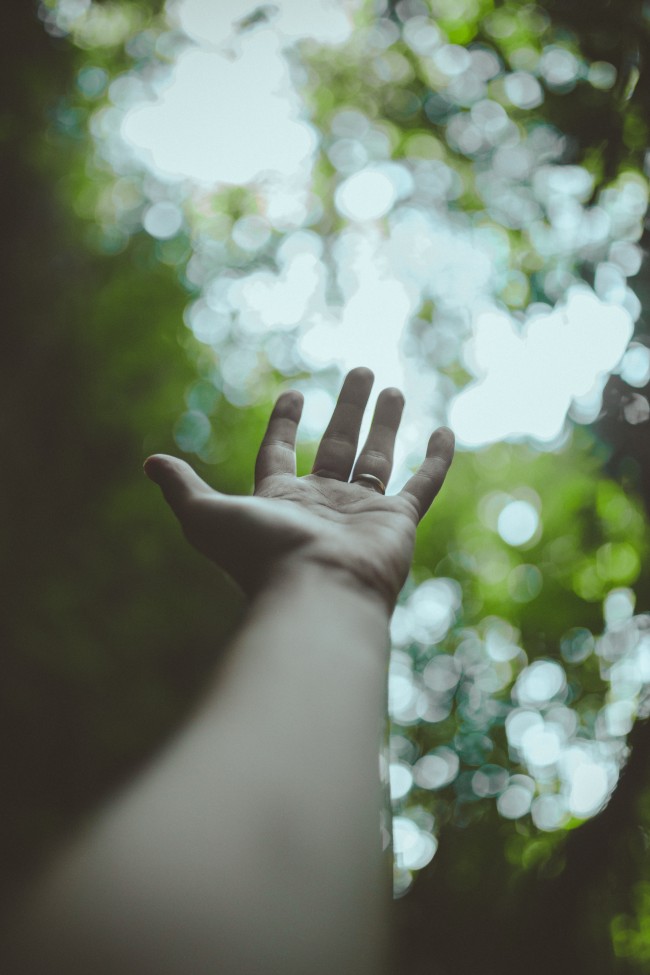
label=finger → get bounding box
[311,366,374,480]
[351,387,404,491]
[255,390,304,487]
[144,454,214,519]
[399,427,455,521]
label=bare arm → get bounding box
[3,367,454,975]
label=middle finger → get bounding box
[311,367,374,480]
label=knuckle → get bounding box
[325,431,356,446]
[360,448,389,463]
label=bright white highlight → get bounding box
[121,36,317,186]
[296,387,336,439]
[407,580,461,645]
[506,709,543,749]
[515,660,566,706]
[449,287,633,445]
[604,588,635,626]
[389,762,414,800]
[619,343,650,387]
[413,748,459,789]
[335,164,413,221]
[143,201,183,238]
[520,724,563,767]
[298,229,416,460]
[170,0,353,48]
[230,253,324,330]
[568,762,610,817]
[497,500,539,546]
[336,168,397,221]
[531,794,567,830]
[388,653,419,722]
[497,780,534,819]
[393,816,439,870]
[504,72,543,110]
[422,654,461,693]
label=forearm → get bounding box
[6,563,392,975]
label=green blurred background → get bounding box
[3,1,650,972]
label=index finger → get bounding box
[398,427,455,521]
[255,390,304,486]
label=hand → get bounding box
[144,367,454,612]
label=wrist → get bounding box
[257,554,395,624]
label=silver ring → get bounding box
[351,473,386,495]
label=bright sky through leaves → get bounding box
[115,0,642,450]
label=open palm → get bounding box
[145,368,454,611]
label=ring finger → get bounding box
[350,386,405,492]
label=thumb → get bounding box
[143,454,213,518]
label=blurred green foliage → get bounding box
[3,1,650,973]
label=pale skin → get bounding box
[2,367,454,975]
